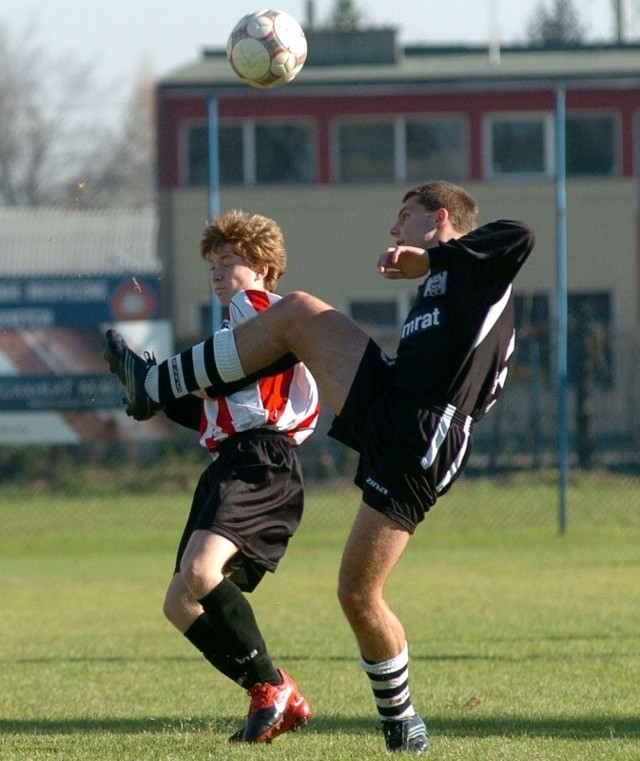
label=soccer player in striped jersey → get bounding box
[105,183,534,754]
[107,210,319,744]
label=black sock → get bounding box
[184,613,245,684]
[198,578,280,688]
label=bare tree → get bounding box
[527,0,587,45]
[327,0,364,30]
[69,65,155,208]
[612,0,640,41]
[613,0,626,40]
[0,22,154,208]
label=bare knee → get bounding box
[281,290,321,313]
[179,563,199,596]
[180,562,218,601]
[163,585,191,628]
[277,291,332,332]
[163,573,204,631]
[162,592,179,625]
[337,578,374,622]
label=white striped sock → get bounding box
[191,341,210,388]
[144,364,160,402]
[214,329,244,382]
[360,642,415,721]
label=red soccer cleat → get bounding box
[230,669,311,744]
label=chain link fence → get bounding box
[1,328,638,534]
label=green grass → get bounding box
[1,477,639,759]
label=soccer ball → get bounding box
[227,9,307,89]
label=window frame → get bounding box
[484,109,620,181]
[483,111,555,181]
[332,116,396,184]
[181,117,316,187]
[332,114,469,184]
[565,110,620,178]
[345,292,413,331]
[403,114,469,182]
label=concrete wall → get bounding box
[158,179,639,342]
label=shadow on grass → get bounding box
[1,714,639,740]
[10,634,640,668]
[11,655,204,665]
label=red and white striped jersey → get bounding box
[196,290,320,453]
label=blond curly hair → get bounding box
[200,209,287,292]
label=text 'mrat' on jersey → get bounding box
[392,220,534,421]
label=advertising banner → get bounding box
[0,274,173,443]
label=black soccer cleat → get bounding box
[227,726,245,743]
[103,329,162,420]
[381,713,429,754]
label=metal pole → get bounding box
[555,84,569,534]
[614,0,625,43]
[208,95,223,332]
[488,0,501,65]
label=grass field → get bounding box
[1,475,639,760]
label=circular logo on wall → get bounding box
[110,279,159,320]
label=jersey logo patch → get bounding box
[423,270,447,297]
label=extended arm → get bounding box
[377,246,431,280]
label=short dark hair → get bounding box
[403,181,479,234]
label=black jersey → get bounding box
[391,220,534,421]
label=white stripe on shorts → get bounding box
[420,403,456,470]
[435,415,473,493]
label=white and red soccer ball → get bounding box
[227,9,307,89]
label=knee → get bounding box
[280,290,326,323]
[282,290,312,311]
[337,578,370,620]
[179,564,207,600]
[180,559,224,601]
[163,578,203,631]
[162,587,184,626]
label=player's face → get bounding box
[208,243,264,306]
[389,195,439,248]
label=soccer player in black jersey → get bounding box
[105,181,534,754]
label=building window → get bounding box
[405,118,467,181]
[336,117,468,184]
[347,294,409,331]
[186,124,209,187]
[568,292,612,387]
[485,112,618,180]
[485,115,552,178]
[337,122,395,182]
[566,114,617,176]
[349,298,401,327]
[184,121,314,187]
[347,294,412,352]
[513,291,612,386]
[219,125,244,185]
[513,292,551,382]
[255,124,315,184]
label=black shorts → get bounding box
[328,340,474,533]
[174,429,304,592]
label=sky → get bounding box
[0,0,632,115]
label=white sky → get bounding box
[0,0,635,115]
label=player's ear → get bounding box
[434,208,448,225]
[254,263,269,281]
